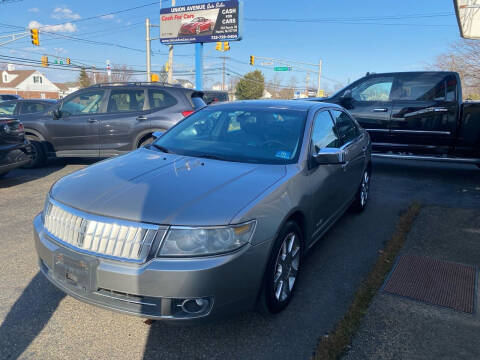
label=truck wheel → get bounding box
[259,220,303,314]
[22,138,47,168]
[350,167,371,213]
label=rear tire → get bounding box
[22,139,47,168]
[350,167,371,213]
[259,221,303,315]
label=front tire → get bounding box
[350,167,371,212]
[260,221,303,314]
[22,139,47,168]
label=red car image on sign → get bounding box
[179,17,214,35]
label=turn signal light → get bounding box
[181,111,194,117]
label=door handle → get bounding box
[372,108,388,112]
[87,118,98,123]
[341,161,349,171]
[136,115,148,121]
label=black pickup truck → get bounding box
[310,71,480,167]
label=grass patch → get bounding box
[313,202,422,360]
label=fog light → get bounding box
[171,297,213,317]
[181,298,209,314]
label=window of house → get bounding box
[33,76,43,84]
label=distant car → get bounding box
[0,117,31,177]
[179,17,214,35]
[15,82,206,167]
[0,94,22,102]
[34,100,371,322]
[0,99,56,116]
[203,90,229,105]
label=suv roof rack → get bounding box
[90,81,188,88]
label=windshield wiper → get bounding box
[152,144,171,153]
[195,153,229,161]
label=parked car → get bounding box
[34,100,371,321]
[0,99,56,116]
[203,90,229,105]
[0,94,22,102]
[179,17,214,35]
[309,71,480,167]
[0,117,31,177]
[15,83,205,167]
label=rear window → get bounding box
[20,102,50,114]
[184,90,206,109]
[1,95,17,101]
[148,89,178,110]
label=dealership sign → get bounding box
[160,1,241,44]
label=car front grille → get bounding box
[44,199,161,262]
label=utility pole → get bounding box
[168,0,175,84]
[222,56,226,91]
[316,60,322,97]
[146,18,151,82]
[305,72,310,97]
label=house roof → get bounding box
[0,70,36,89]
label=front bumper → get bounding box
[0,140,31,174]
[34,214,271,322]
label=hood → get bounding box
[50,148,286,226]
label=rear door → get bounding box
[346,75,394,144]
[330,109,366,202]
[46,89,105,155]
[389,73,458,152]
[100,88,148,155]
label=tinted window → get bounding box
[392,74,455,101]
[1,95,17,101]
[0,101,16,115]
[107,89,145,113]
[153,107,307,164]
[61,91,104,116]
[311,110,340,152]
[148,89,177,110]
[351,76,394,101]
[20,102,49,114]
[330,110,359,145]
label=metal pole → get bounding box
[222,56,226,91]
[146,18,151,82]
[317,60,322,97]
[195,42,203,90]
[167,0,175,84]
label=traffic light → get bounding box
[30,28,39,46]
[41,55,48,67]
[215,42,222,51]
[249,55,254,66]
[151,73,159,82]
[223,42,230,51]
[66,58,71,65]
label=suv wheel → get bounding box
[260,221,303,314]
[23,138,47,168]
[350,167,371,212]
[138,135,155,148]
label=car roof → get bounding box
[363,71,457,77]
[208,99,341,111]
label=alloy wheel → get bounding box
[273,232,300,302]
[360,170,370,207]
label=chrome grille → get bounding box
[44,199,160,262]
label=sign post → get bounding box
[195,42,204,90]
[274,66,292,72]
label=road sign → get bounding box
[160,1,241,45]
[274,66,291,71]
[261,61,273,66]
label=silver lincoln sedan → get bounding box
[34,100,371,321]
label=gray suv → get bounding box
[34,100,371,322]
[18,83,205,167]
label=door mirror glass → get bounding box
[313,148,345,165]
[52,108,61,119]
[152,131,164,139]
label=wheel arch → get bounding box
[134,128,166,149]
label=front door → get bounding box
[389,73,458,153]
[47,90,106,156]
[344,75,395,145]
[308,110,345,240]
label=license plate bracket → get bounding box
[53,251,98,293]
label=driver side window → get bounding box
[60,90,105,116]
[351,77,394,102]
[311,110,340,153]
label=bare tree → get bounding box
[89,63,134,84]
[266,73,284,98]
[433,40,480,99]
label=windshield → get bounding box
[153,106,307,164]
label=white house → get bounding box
[0,64,61,99]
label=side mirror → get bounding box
[313,148,346,165]
[152,131,164,139]
[52,109,61,119]
[340,90,353,104]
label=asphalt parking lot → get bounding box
[0,158,479,360]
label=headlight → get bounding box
[158,221,256,257]
[41,195,52,223]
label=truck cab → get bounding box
[318,71,480,165]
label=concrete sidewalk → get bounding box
[345,206,480,360]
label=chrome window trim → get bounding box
[44,197,163,263]
[390,129,451,135]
